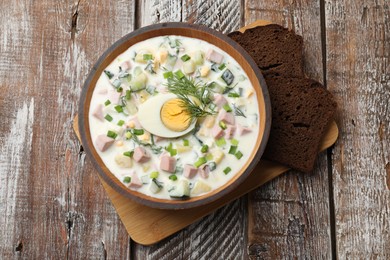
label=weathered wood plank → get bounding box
[0,0,134,258]
[132,1,246,259]
[325,1,390,258]
[244,0,333,258]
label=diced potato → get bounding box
[115,154,132,168]
[192,50,204,65]
[115,141,124,147]
[139,132,151,142]
[157,49,168,63]
[197,126,209,137]
[211,148,225,164]
[176,144,192,153]
[134,50,152,64]
[200,65,210,77]
[138,90,150,103]
[183,60,196,74]
[142,163,151,172]
[234,97,246,107]
[191,180,212,195]
[246,88,254,98]
[203,115,216,128]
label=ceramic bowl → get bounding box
[79,22,271,209]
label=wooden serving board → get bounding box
[74,20,339,245]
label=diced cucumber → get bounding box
[166,54,178,69]
[182,60,196,74]
[208,162,217,171]
[149,178,163,194]
[125,100,138,115]
[141,175,150,184]
[221,69,234,85]
[191,180,212,195]
[192,50,204,65]
[169,180,190,198]
[208,81,224,94]
[130,73,147,91]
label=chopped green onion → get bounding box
[216,137,226,147]
[163,71,173,79]
[133,129,144,135]
[104,100,111,106]
[166,142,177,156]
[104,114,113,122]
[104,70,114,79]
[181,54,191,62]
[123,151,134,157]
[183,139,189,146]
[231,138,239,146]
[174,70,185,79]
[228,92,240,98]
[201,144,209,153]
[117,120,125,126]
[223,104,232,112]
[219,121,227,130]
[125,131,132,140]
[169,175,178,181]
[107,130,118,139]
[114,105,124,113]
[206,153,213,161]
[228,145,237,155]
[125,90,131,100]
[117,86,123,92]
[223,167,231,174]
[123,176,131,183]
[150,171,159,179]
[218,63,226,70]
[235,151,243,159]
[194,157,207,168]
[143,54,153,61]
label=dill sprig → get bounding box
[165,74,216,121]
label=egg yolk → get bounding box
[160,99,191,132]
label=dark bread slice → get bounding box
[262,76,337,172]
[228,24,304,78]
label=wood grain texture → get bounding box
[325,1,390,258]
[132,0,247,258]
[0,1,134,258]
[243,1,333,258]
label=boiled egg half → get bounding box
[137,93,196,138]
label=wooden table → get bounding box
[1,0,389,259]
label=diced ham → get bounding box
[225,125,236,139]
[120,61,131,71]
[160,155,176,173]
[218,109,235,125]
[211,125,225,139]
[199,165,210,179]
[92,104,104,121]
[108,90,122,104]
[95,134,115,152]
[183,164,198,179]
[128,171,142,188]
[154,135,166,143]
[133,147,151,163]
[237,124,252,136]
[206,49,224,64]
[213,94,228,108]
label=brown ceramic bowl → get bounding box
[79,22,271,209]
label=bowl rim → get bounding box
[79,22,271,209]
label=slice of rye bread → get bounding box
[262,76,337,173]
[228,24,304,78]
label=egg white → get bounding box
[137,93,196,138]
